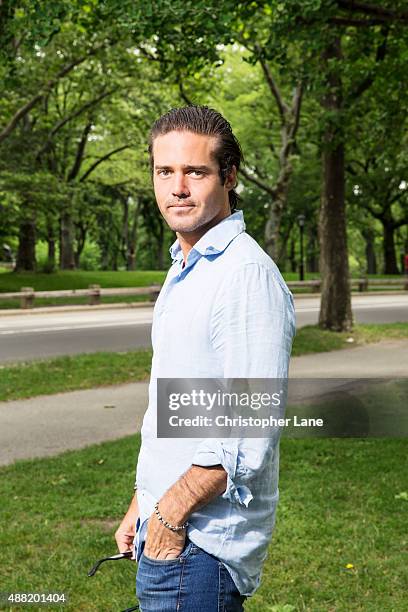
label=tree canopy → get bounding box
[1,0,407,330]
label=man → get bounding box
[115,105,295,611]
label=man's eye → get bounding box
[188,170,204,177]
[158,170,170,176]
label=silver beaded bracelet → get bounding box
[154,501,188,532]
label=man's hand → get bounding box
[144,511,186,560]
[143,465,226,560]
[115,494,139,557]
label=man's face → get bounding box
[152,130,235,236]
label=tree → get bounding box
[346,60,408,274]
[238,43,303,262]
[247,1,408,330]
[168,0,407,329]
[0,16,181,270]
[2,0,407,296]
[0,1,240,270]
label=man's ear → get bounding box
[225,165,237,191]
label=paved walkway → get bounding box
[1,340,407,465]
[289,339,408,377]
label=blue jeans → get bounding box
[136,538,246,611]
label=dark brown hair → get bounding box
[148,105,243,211]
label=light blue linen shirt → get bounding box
[134,210,295,596]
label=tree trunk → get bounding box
[318,36,352,331]
[46,219,56,273]
[60,210,76,269]
[264,176,291,262]
[381,220,399,274]
[156,217,165,270]
[264,204,280,261]
[127,248,135,270]
[74,223,87,269]
[276,221,294,271]
[256,74,302,262]
[126,198,139,271]
[16,211,36,271]
[361,228,377,275]
[122,195,130,268]
[290,236,296,273]
[111,247,118,271]
[100,244,109,270]
[306,227,319,273]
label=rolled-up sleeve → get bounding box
[193,438,253,506]
[193,262,296,506]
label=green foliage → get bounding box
[78,241,101,270]
[0,11,185,271]
[0,1,407,278]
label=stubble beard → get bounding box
[163,199,220,234]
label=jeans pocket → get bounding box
[141,539,193,564]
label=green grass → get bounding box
[1,324,407,402]
[1,271,405,309]
[291,322,408,357]
[251,437,408,611]
[284,379,408,438]
[0,270,166,309]
[0,436,406,611]
[0,270,167,292]
[0,351,152,402]
[0,294,152,310]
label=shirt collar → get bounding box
[169,210,245,264]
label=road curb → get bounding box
[292,291,405,300]
[0,291,405,314]
[0,301,155,317]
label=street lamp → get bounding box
[297,214,306,281]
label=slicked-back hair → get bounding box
[148,105,243,211]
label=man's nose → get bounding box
[172,172,190,198]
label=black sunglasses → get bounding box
[87,551,139,612]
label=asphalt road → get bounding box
[0,293,407,363]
